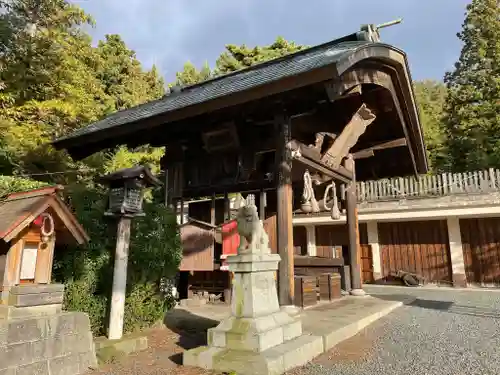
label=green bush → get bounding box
[0,175,49,197]
[52,184,182,336]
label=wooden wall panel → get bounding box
[315,223,367,259]
[378,220,452,284]
[264,215,277,254]
[360,244,374,283]
[460,218,500,286]
[179,224,215,271]
[293,226,307,256]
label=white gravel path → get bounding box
[298,285,500,375]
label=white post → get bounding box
[366,221,382,280]
[108,216,132,340]
[305,225,317,257]
[446,217,467,287]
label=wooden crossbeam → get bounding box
[352,137,407,160]
[321,104,377,169]
[288,139,353,183]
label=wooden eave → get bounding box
[52,42,428,175]
[0,187,89,245]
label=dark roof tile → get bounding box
[54,39,370,144]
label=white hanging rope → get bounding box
[322,182,341,220]
[302,170,320,213]
[40,213,55,243]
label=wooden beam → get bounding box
[210,193,216,225]
[352,137,407,160]
[322,104,377,169]
[344,154,364,295]
[275,112,294,306]
[288,139,353,182]
[292,153,352,183]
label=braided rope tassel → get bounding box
[302,170,320,213]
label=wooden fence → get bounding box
[357,168,500,202]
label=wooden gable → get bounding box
[179,219,215,272]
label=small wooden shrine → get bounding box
[53,26,428,306]
[0,186,89,307]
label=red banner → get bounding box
[220,220,239,271]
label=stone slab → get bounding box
[8,291,64,307]
[9,284,65,295]
[95,333,148,354]
[184,333,323,375]
[179,295,404,374]
[301,296,403,351]
[0,311,97,375]
[0,304,62,320]
[207,311,302,353]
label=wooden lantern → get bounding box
[0,186,89,307]
[100,165,161,216]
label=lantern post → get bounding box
[99,166,161,340]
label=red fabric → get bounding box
[33,215,43,226]
[221,220,239,270]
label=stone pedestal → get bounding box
[183,253,323,375]
[0,284,97,375]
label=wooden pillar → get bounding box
[108,216,132,340]
[259,190,266,220]
[306,225,317,257]
[224,192,230,221]
[344,154,365,295]
[366,221,382,281]
[223,191,233,303]
[275,112,294,306]
[447,217,467,287]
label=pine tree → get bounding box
[215,36,306,75]
[413,80,448,172]
[443,0,500,172]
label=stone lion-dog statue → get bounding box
[235,204,270,254]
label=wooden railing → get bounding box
[357,168,500,202]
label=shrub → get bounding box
[53,184,181,335]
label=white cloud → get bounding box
[74,0,470,82]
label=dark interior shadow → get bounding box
[371,294,500,319]
[163,308,220,364]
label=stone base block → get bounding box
[0,311,97,375]
[184,333,323,375]
[179,298,207,308]
[95,333,148,364]
[350,288,367,297]
[207,310,302,353]
[7,284,64,307]
[452,273,468,288]
[0,304,62,320]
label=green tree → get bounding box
[172,37,306,88]
[96,34,164,111]
[215,36,306,75]
[0,0,111,177]
[0,1,180,334]
[443,0,500,172]
[413,80,448,172]
[95,34,166,175]
[175,61,211,86]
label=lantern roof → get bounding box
[99,165,162,187]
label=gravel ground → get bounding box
[291,286,500,375]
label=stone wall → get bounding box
[0,311,97,375]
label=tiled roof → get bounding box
[54,35,372,145]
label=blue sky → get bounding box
[76,0,470,83]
